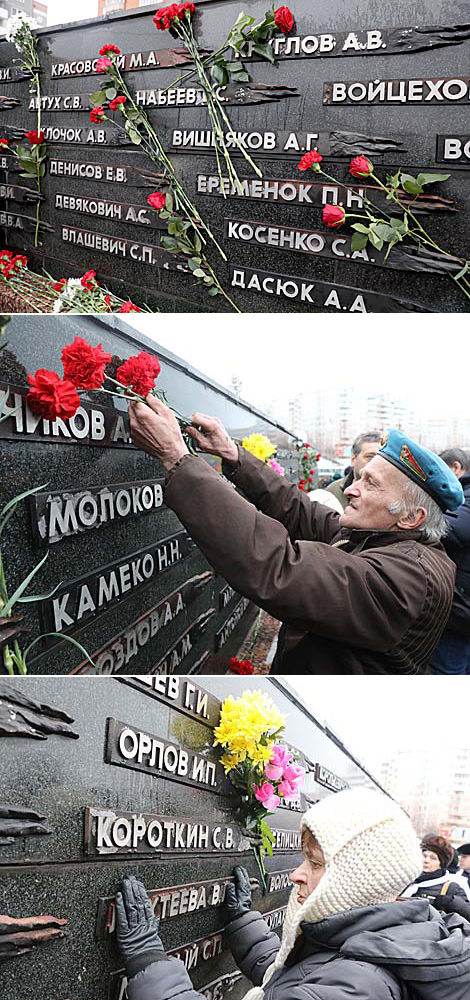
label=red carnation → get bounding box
[274,5,294,33]
[104,294,112,312]
[80,269,97,290]
[0,138,9,147]
[96,55,112,73]
[25,129,45,144]
[147,191,167,211]
[99,43,121,56]
[90,106,105,124]
[27,370,80,422]
[298,149,322,172]
[109,95,126,111]
[349,155,373,178]
[62,337,112,391]
[153,3,194,30]
[323,204,346,228]
[316,453,321,461]
[230,657,254,675]
[119,301,141,313]
[116,351,161,395]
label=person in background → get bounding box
[432,448,470,674]
[326,431,381,511]
[113,789,470,1000]
[401,834,470,904]
[458,844,470,884]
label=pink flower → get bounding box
[96,56,112,73]
[278,779,301,800]
[253,782,280,811]
[265,744,292,780]
[283,762,305,785]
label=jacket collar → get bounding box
[337,527,425,553]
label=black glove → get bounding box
[430,892,470,920]
[225,866,252,921]
[115,876,164,965]
[430,893,453,912]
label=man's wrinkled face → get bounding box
[459,854,470,871]
[352,441,381,480]
[290,831,326,904]
[340,454,414,531]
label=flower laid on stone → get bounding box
[273,6,294,34]
[349,155,373,178]
[0,139,9,147]
[153,2,195,31]
[119,300,141,313]
[0,250,27,278]
[5,12,45,248]
[214,690,303,886]
[323,204,346,228]
[90,106,105,123]
[298,149,322,172]
[147,191,167,211]
[109,95,126,111]
[229,657,254,674]
[242,433,276,463]
[99,43,121,55]
[25,129,45,145]
[96,55,112,73]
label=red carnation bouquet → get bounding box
[26,337,195,451]
[297,443,320,492]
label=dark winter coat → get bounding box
[326,470,354,511]
[126,900,470,1000]
[403,870,470,904]
[164,449,456,674]
[444,472,470,595]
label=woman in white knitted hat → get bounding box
[113,788,470,1000]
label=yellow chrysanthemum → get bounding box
[242,433,276,463]
[213,690,286,771]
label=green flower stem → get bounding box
[106,62,227,259]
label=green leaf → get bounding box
[373,223,395,242]
[416,172,450,187]
[208,285,219,296]
[192,268,206,278]
[89,89,106,106]
[128,128,142,145]
[211,64,227,86]
[351,232,369,252]
[187,257,202,271]
[1,551,49,618]
[351,223,370,234]
[165,190,174,212]
[455,261,470,281]
[23,631,98,669]
[0,483,48,535]
[368,231,384,250]
[252,41,275,62]
[400,173,423,195]
[105,87,117,100]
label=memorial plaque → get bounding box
[0,316,299,674]
[0,675,390,1000]
[0,0,467,311]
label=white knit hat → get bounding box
[243,788,422,1000]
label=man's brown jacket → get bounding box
[164,448,456,674]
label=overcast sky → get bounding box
[125,315,464,419]
[287,675,469,774]
[48,1,98,26]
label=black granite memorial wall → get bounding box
[0,0,469,312]
[0,315,299,674]
[0,674,387,1000]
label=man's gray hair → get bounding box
[352,431,381,458]
[388,480,448,544]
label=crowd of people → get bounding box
[112,788,470,1000]
[128,397,469,673]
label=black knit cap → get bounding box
[458,843,470,855]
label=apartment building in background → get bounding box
[0,0,47,32]
[98,0,153,17]
[381,748,470,844]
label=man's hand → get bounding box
[115,876,164,964]
[186,413,238,464]
[225,866,253,922]
[129,395,188,470]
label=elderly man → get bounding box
[129,399,463,674]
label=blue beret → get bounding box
[379,429,464,512]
